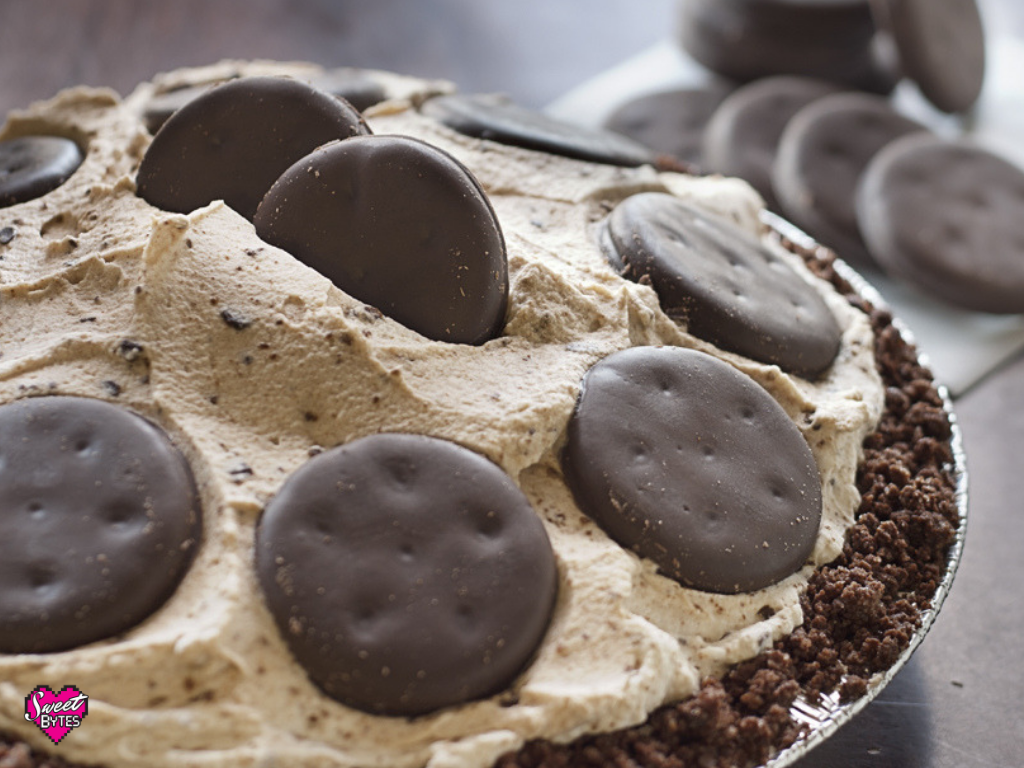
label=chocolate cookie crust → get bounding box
[0,236,961,768]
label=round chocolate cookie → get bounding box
[773,92,927,267]
[562,346,822,594]
[255,433,558,717]
[420,93,656,167]
[603,193,841,378]
[677,0,896,93]
[872,0,985,114]
[0,136,83,208]
[136,76,368,220]
[856,134,1024,314]
[603,84,735,169]
[255,134,508,345]
[142,82,222,135]
[310,67,387,112]
[701,76,841,210]
[0,396,201,654]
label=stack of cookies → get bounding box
[605,0,1024,315]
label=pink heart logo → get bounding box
[23,685,89,745]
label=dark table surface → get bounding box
[1,1,1021,766]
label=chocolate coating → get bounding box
[256,433,558,717]
[310,68,387,112]
[701,76,841,210]
[603,85,734,169]
[421,93,656,167]
[0,396,202,654]
[562,346,822,594]
[255,134,508,345]
[873,0,985,113]
[136,76,368,220]
[143,82,221,135]
[677,0,896,93]
[604,193,841,378]
[0,136,83,208]
[857,134,1024,314]
[772,92,927,266]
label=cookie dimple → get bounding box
[772,92,927,266]
[255,433,558,717]
[421,93,656,167]
[0,136,84,208]
[604,193,840,378]
[856,134,1024,314]
[136,76,369,220]
[254,134,508,345]
[0,396,202,654]
[561,346,822,594]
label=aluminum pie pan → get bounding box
[760,210,969,768]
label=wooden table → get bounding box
[2,2,1020,766]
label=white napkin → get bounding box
[546,39,1024,397]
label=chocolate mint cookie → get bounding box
[677,0,895,92]
[604,193,841,378]
[256,433,558,717]
[255,134,508,345]
[0,396,201,654]
[421,93,656,167]
[701,76,841,210]
[871,0,985,113]
[603,85,735,169]
[310,67,387,112]
[857,134,1024,314]
[563,346,822,594]
[773,92,927,266]
[136,76,368,220]
[0,136,83,208]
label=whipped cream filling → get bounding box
[0,63,883,768]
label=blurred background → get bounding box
[1,0,683,113]
[3,0,1024,116]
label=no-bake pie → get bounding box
[0,62,960,768]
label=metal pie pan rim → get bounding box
[761,210,969,768]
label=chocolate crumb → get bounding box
[117,339,144,362]
[220,309,252,330]
[102,380,122,397]
[0,227,15,245]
